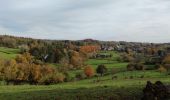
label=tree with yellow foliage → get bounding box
[163,54,170,64]
[70,51,84,69]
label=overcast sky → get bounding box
[0,0,170,43]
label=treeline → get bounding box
[126,53,170,73]
[0,35,99,48]
[28,41,100,70]
[0,35,100,66]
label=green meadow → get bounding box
[0,47,19,59]
[0,47,169,100]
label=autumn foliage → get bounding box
[163,54,170,64]
[80,45,100,53]
[158,65,167,73]
[84,65,95,77]
[70,51,84,69]
[0,53,65,85]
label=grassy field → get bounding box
[0,47,169,100]
[68,51,128,77]
[0,47,19,59]
[0,73,170,100]
[0,85,143,100]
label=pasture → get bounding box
[0,47,169,100]
[0,47,19,59]
[0,72,170,100]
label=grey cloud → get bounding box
[0,0,170,43]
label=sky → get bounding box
[0,0,170,43]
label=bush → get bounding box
[112,76,118,80]
[127,63,144,71]
[142,81,169,100]
[129,76,133,79]
[64,72,74,82]
[158,66,167,73]
[140,75,144,78]
[75,73,86,80]
[39,73,65,85]
[135,63,144,70]
[120,54,134,62]
[127,63,135,71]
[162,54,170,64]
[164,64,170,71]
[154,64,160,69]
[84,65,95,77]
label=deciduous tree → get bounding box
[84,65,95,77]
[96,64,107,76]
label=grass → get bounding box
[114,70,167,78]
[69,53,128,77]
[85,60,128,74]
[0,71,170,100]
[0,66,169,100]
[0,47,19,59]
[0,50,169,100]
[99,51,120,60]
[66,51,128,77]
[0,85,143,100]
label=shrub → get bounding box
[84,65,95,77]
[64,72,74,82]
[164,64,170,71]
[127,63,135,71]
[135,63,144,70]
[142,81,169,100]
[54,73,65,82]
[162,54,170,64]
[121,54,134,62]
[39,73,65,85]
[112,76,118,80]
[154,64,160,69]
[127,63,144,71]
[130,76,133,79]
[158,66,167,73]
[75,72,86,80]
[140,75,144,78]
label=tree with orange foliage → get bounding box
[80,45,100,53]
[84,65,95,77]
